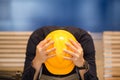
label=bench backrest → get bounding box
[103,31,120,80]
[0,32,32,72]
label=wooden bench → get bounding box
[103,31,120,80]
[0,32,32,79]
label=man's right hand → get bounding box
[32,38,56,72]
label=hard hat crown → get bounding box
[45,30,77,75]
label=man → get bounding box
[22,26,98,80]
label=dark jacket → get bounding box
[22,26,98,80]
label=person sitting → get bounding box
[22,26,98,80]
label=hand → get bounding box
[63,39,85,67]
[32,38,56,71]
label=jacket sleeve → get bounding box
[77,31,98,80]
[22,28,45,80]
[84,51,99,80]
[21,37,36,80]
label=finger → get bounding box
[39,38,51,47]
[42,41,54,50]
[65,42,77,52]
[63,56,72,60]
[63,56,78,61]
[46,47,56,55]
[69,39,83,53]
[76,41,83,48]
[47,54,56,59]
[64,49,79,57]
[69,39,80,49]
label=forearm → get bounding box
[32,57,43,80]
[77,60,89,80]
[32,65,42,80]
[79,69,88,80]
[33,70,40,80]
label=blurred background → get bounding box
[0,0,120,32]
[0,0,120,80]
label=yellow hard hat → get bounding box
[45,30,77,75]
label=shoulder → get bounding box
[66,27,91,40]
[29,26,61,41]
[30,26,56,36]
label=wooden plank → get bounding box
[0,45,26,49]
[104,41,120,44]
[0,36,29,40]
[104,49,120,52]
[105,67,120,71]
[0,49,25,53]
[103,36,120,40]
[0,32,32,36]
[104,58,120,62]
[104,45,120,48]
[0,63,24,67]
[0,54,25,58]
[0,41,27,44]
[0,67,23,72]
[0,58,25,63]
[105,77,120,80]
[105,72,120,76]
[0,52,24,54]
[104,64,120,67]
[104,54,120,58]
